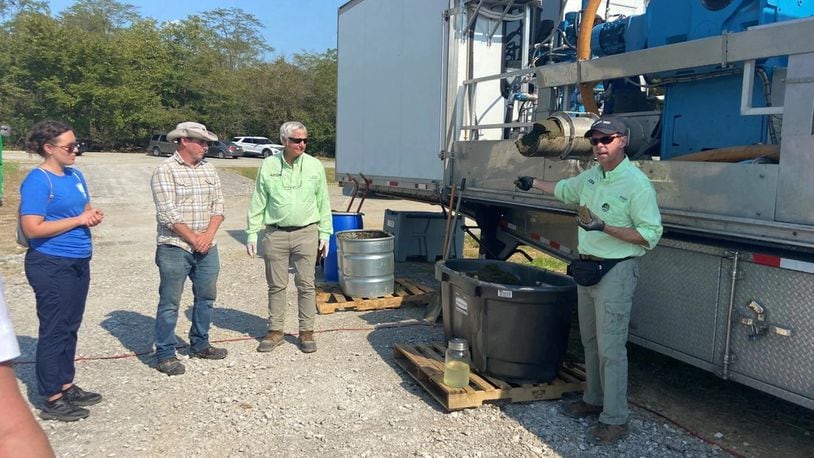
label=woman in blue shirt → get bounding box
[19,120,105,422]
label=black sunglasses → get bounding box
[588,135,620,146]
[287,137,308,144]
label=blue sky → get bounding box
[46,0,347,58]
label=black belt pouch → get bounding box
[567,258,630,286]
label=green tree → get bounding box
[201,8,271,70]
[59,0,138,35]
[0,2,338,154]
[0,0,48,20]
[292,49,337,156]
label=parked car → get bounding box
[206,140,243,159]
[76,138,94,155]
[148,133,175,156]
[231,136,283,158]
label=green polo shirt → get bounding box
[246,153,333,244]
[554,157,662,258]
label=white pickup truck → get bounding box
[231,136,283,158]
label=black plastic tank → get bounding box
[436,259,576,384]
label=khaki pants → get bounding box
[262,225,318,332]
[577,257,638,426]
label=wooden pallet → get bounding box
[316,278,436,314]
[394,342,585,411]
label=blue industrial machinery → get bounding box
[586,0,814,159]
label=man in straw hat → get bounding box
[150,121,227,376]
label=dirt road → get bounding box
[1,151,812,457]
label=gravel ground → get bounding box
[2,152,729,457]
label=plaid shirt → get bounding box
[151,152,225,252]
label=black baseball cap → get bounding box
[585,117,627,137]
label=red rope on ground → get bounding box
[629,400,746,458]
[13,320,441,365]
[15,321,742,456]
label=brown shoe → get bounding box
[589,423,628,444]
[560,400,603,418]
[298,331,317,353]
[257,330,285,353]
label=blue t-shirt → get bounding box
[19,167,92,258]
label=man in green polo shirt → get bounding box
[246,121,333,354]
[515,116,662,444]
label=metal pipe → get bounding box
[464,0,484,33]
[722,251,741,380]
[442,183,458,260]
[355,173,371,213]
[345,174,359,212]
[515,111,598,157]
[444,178,467,260]
[486,0,515,44]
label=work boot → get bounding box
[156,357,186,376]
[190,345,228,360]
[298,331,317,353]
[589,422,629,444]
[39,397,90,422]
[257,330,285,353]
[560,400,603,418]
[62,384,102,407]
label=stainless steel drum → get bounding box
[337,230,395,297]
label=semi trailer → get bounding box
[336,0,814,409]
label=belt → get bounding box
[580,254,634,262]
[267,223,315,232]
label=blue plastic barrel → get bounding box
[324,212,363,281]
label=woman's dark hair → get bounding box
[25,120,73,157]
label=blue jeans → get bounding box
[25,249,91,397]
[154,245,219,361]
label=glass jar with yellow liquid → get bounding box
[443,338,471,388]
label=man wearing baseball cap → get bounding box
[150,121,227,376]
[514,115,662,444]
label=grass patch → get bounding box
[463,232,567,273]
[220,167,259,181]
[220,166,336,184]
[1,160,25,206]
[0,159,30,266]
[2,160,22,176]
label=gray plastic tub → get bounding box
[436,259,577,383]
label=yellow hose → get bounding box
[577,0,601,114]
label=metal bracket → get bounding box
[443,7,463,20]
[741,60,784,116]
[439,150,456,160]
[735,300,793,341]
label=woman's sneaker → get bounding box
[62,385,102,406]
[39,397,90,422]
